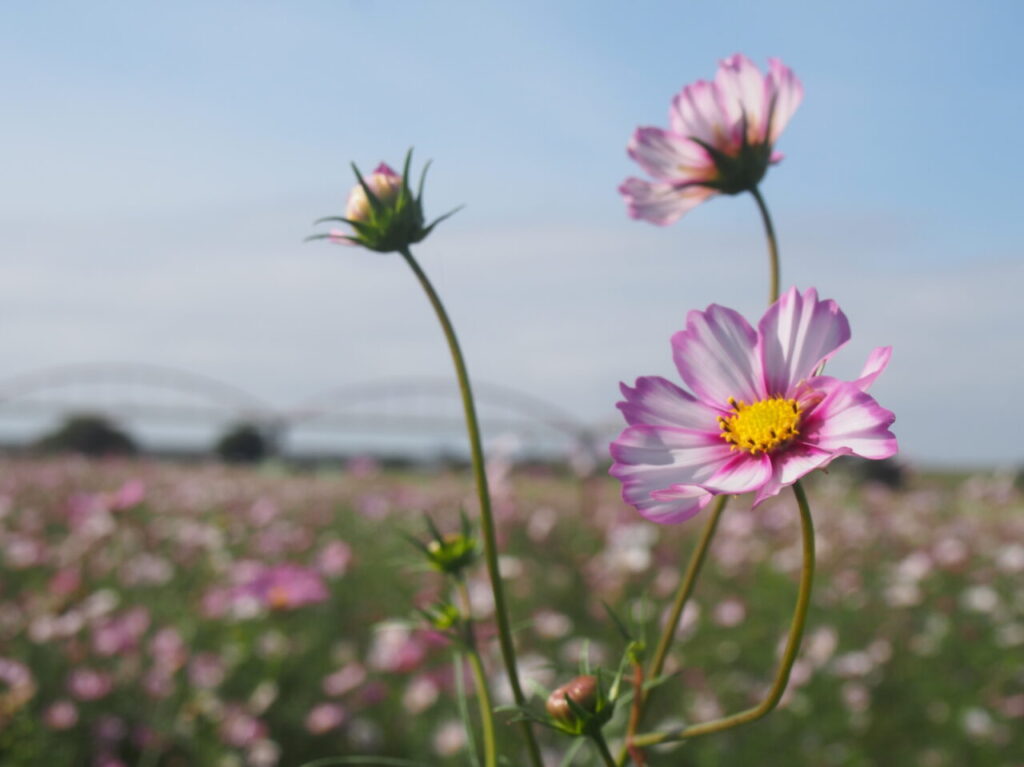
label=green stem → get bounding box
[457,580,498,767]
[750,186,780,304]
[590,731,619,767]
[466,648,498,767]
[647,496,728,682]
[452,650,482,767]
[631,480,816,747]
[397,246,543,767]
[616,496,728,765]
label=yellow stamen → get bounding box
[718,396,802,455]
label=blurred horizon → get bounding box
[3,1,1022,468]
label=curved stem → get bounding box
[456,580,497,767]
[750,186,780,304]
[397,247,542,767]
[632,480,815,748]
[616,496,728,765]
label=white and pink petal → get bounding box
[765,58,804,145]
[801,381,897,460]
[853,346,892,391]
[671,304,764,408]
[715,53,771,146]
[752,443,836,506]
[759,287,851,396]
[699,451,773,495]
[619,177,715,226]
[670,80,736,150]
[617,376,716,429]
[627,128,715,183]
[610,425,735,522]
[641,484,715,524]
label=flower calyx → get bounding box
[405,511,479,577]
[693,132,774,195]
[309,148,462,254]
[544,675,614,737]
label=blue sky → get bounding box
[1,1,1022,466]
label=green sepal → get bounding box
[350,162,385,217]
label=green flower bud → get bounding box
[425,531,479,576]
[310,149,460,254]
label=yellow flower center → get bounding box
[718,396,802,455]
[267,585,291,609]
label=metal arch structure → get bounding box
[286,376,602,467]
[0,363,606,469]
[0,362,275,426]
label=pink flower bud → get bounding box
[345,164,402,223]
[546,675,599,725]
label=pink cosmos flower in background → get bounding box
[43,699,79,730]
[611,287,897,523]
[305,702,347,734]
[237,563,329,611]
[67,667,113,701]
[621,54,802,225]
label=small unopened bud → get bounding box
[425,531,478,576]
[546,675,599,726]
[310,149,461,254]
[419,601,461,632]
[345,164,403,223]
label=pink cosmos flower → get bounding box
[305,702,347,734]
[237,563,329,610]
[611,287,897,523]
[43,699,79,730]
[67,668,113,701]
[621,54,803,225]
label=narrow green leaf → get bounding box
[423,513,444,545]
[601,601,633,643]
[556,737,587,767]
[417,159,433,200]
[422,205,464,236]
[452,650,482,767]
[351,162,384,216]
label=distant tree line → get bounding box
[33,414,273,464]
